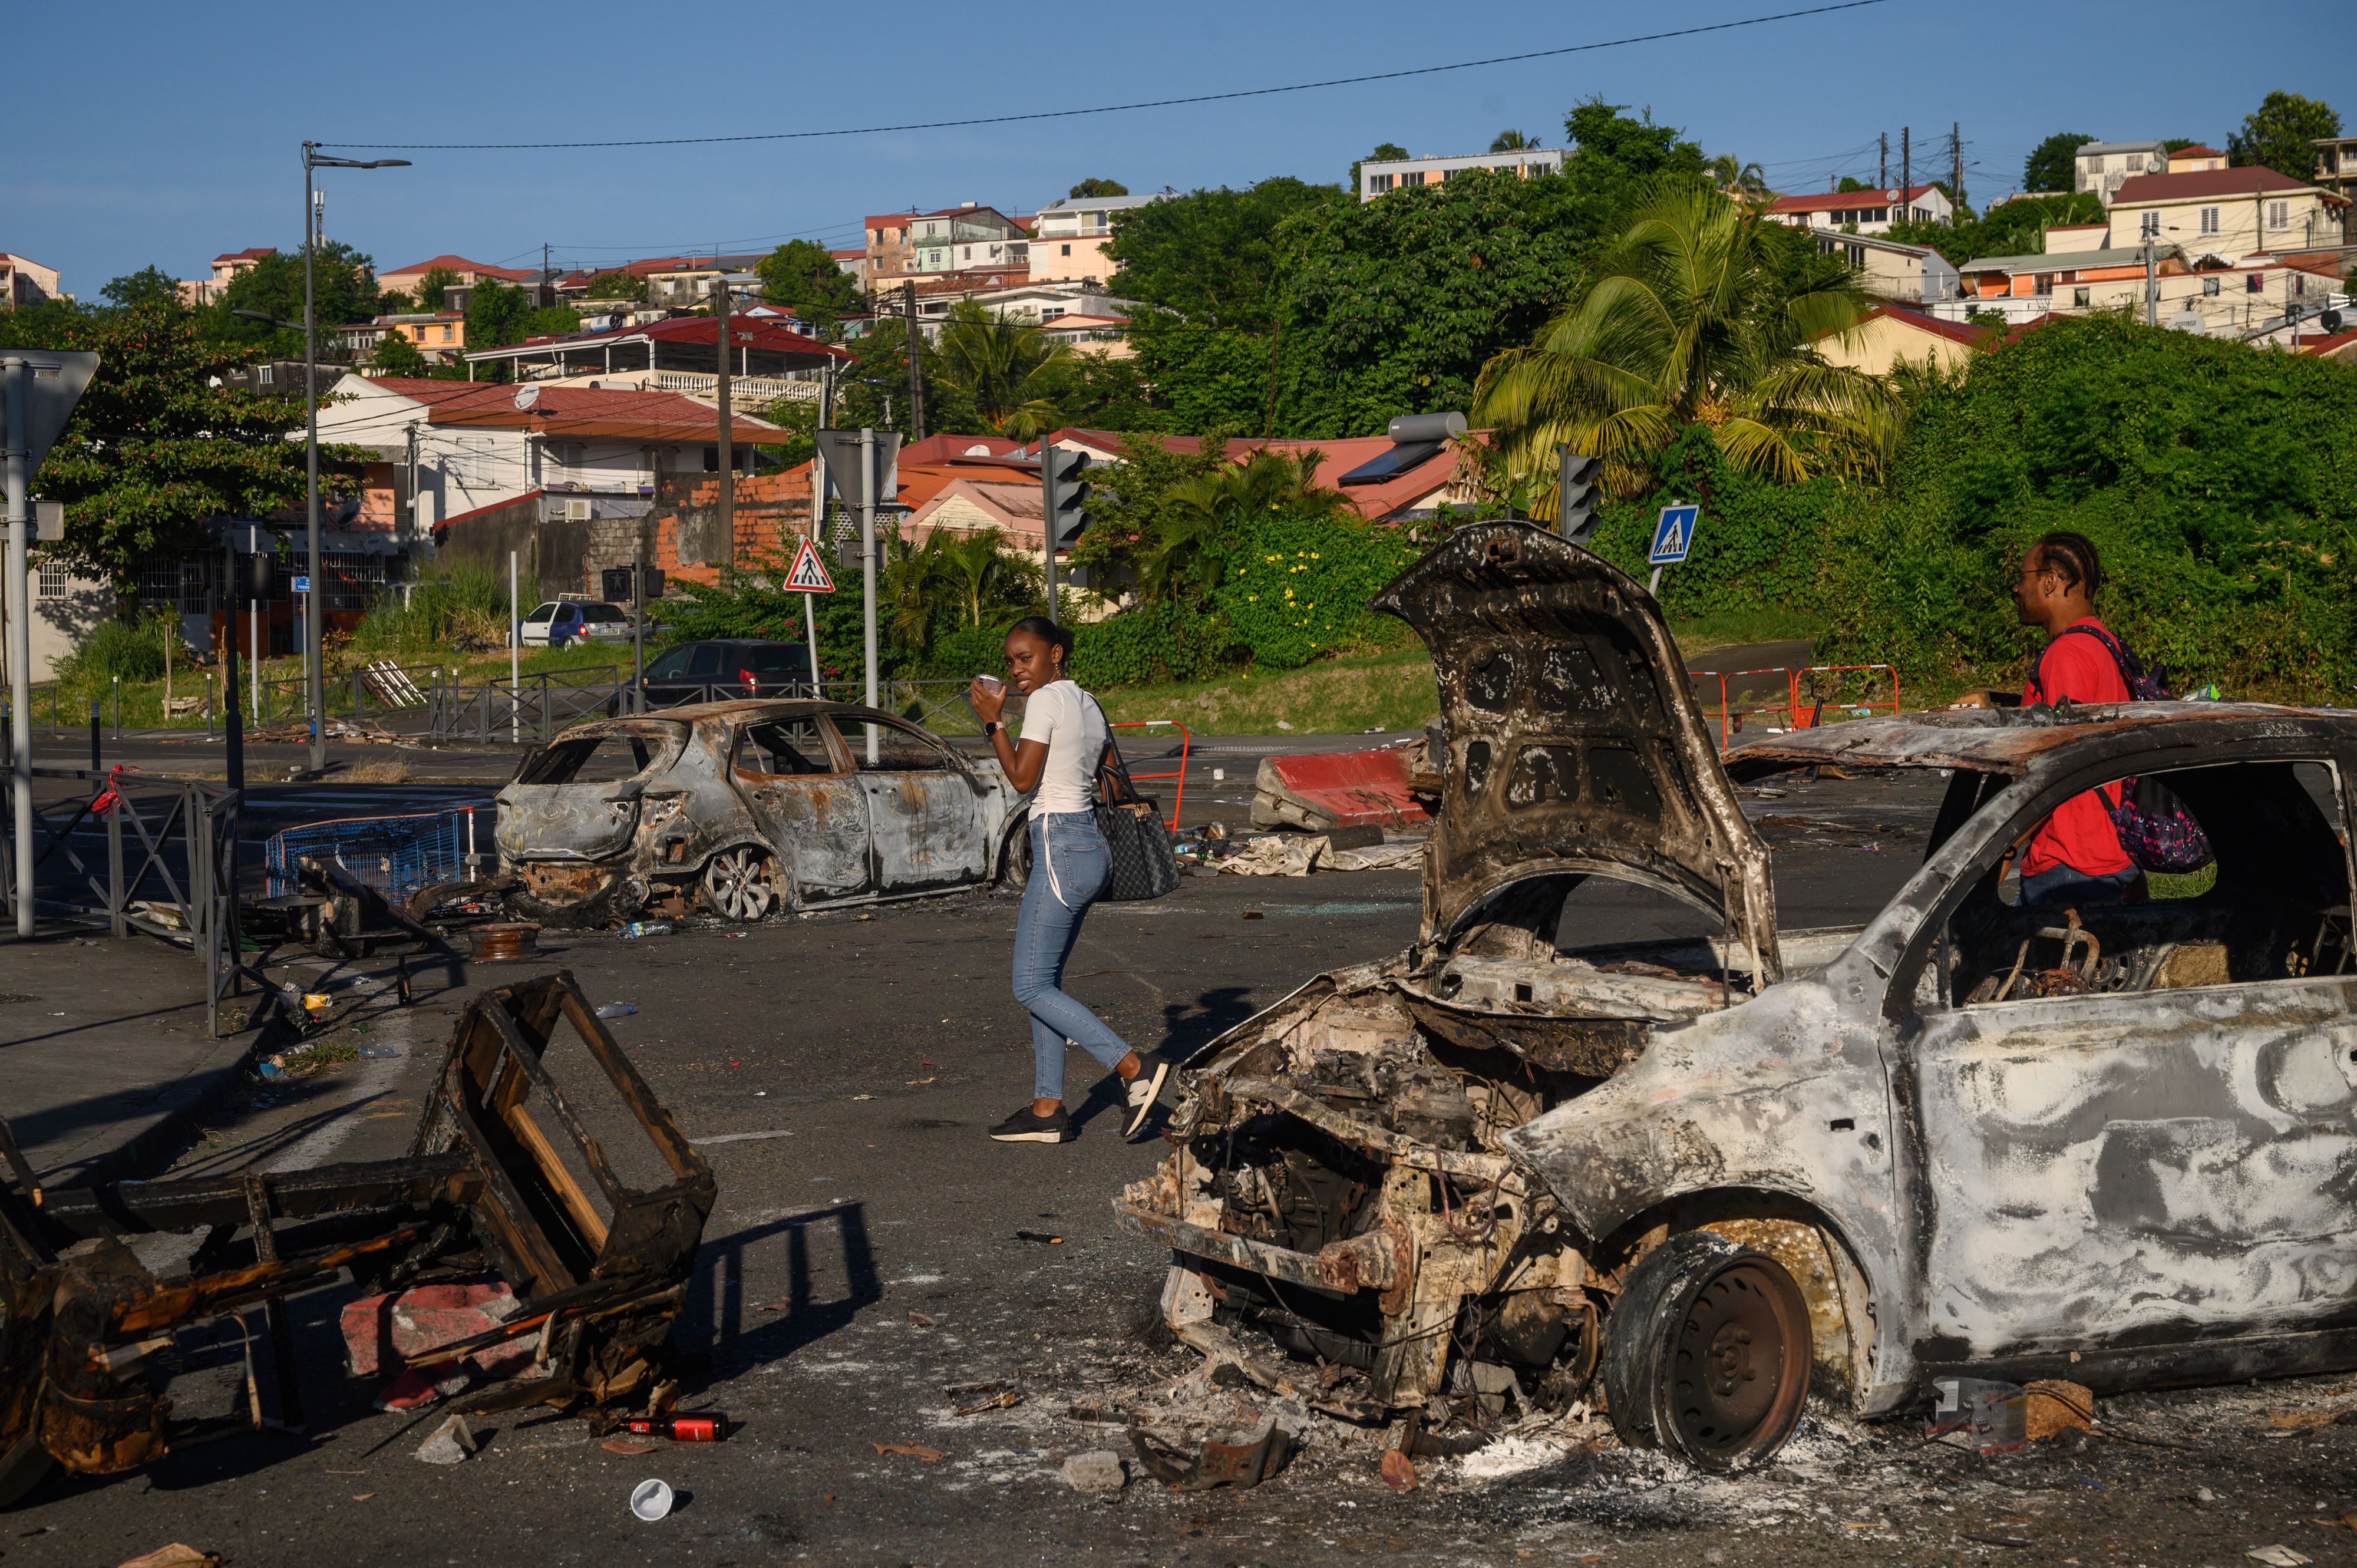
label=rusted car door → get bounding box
[730,717,872,903]
[825,714,987,892]
[1900,757,2357,1362]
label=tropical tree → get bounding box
[1138,447,1346,607]
[400,265,461,315]
[2227,90,2339,177]
[1470,184,1897,516]
[1708,153,1770,197]
[581,269,649,303]
[754,239,862,334]
[371,328,431,377]
[2023,132,2095,194]
[934,527,1025,625]
[1490,129,1538,153]
[1068,177,1129,198]
[933,300,1071,438]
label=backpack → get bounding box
[2037,625,2213,874]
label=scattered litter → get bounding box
[1062,1450,1128,1493]
[602,1439,660,1457]
[1242,909,1264,920]
[872,1442,946,1463]
[1015,1230,1063,1245]
[1275,720,1293,731]
[724,931,748,939]
[115,1547,220,1568]
[302,992,332,1012]
[1380,1448,1418,1491]
[1962,1533,2032,1549]
[1926,1376,2027,1454]
[851,1094,874,1101]
[906,1309,938,1328]
[2246,1548,2310,1566]
[904,1076,935,1085]
[620,921,674,940]
[626,1415,722,1442]
[1130,1415,1292,1491]
[946,1379,1022,1416]
[414,1412,476,1465]
[351,1492,374,1501]
[595,1002,637,1019]
[629,1478,675,1521]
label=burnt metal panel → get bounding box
[1369,521,1779,979]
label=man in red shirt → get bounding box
[2009,532,2142,906]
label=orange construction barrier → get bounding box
[1790,665,1902,729]
[1692,667,1798,749]
[1111,719,1190,831]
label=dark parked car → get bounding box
[608,639,816,715]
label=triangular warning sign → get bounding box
[1660,520,1683,555]
[783,536,835,593]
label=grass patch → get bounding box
[1095,646,1440,737]
[1668,607,1825,655]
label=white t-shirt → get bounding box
[1019,679,1107,818]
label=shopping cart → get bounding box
[265,808,481,903]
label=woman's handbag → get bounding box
[1092,729,1181,903]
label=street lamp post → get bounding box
[297,143,408,773]
[713,270,761,572]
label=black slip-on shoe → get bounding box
[989,1104,1071,1143]
[1123,1061,1172,1138]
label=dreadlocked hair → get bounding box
[2030,531,2104,599]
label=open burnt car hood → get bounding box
[1371,521,1780,979]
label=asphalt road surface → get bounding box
[11,770,2357,1566]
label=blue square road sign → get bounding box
[1649,504,1700,566]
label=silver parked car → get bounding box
[1115,521,2357,1470]
[496,700,1026,926]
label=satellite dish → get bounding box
[513,384,542,411]
[1887,189,1903,203]
[2323,308,2345,334]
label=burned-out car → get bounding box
[497,700,1025,926]
[1116,521,2357,1470]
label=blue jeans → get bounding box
[2022,864,2143,907]
[1013,811,1131,1101]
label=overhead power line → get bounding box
[321,0,1895,153]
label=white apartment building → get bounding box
[1359,148,1567,202]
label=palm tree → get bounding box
[1140,448,1347,607]
[1709,153,1770,199]
[936,527,1022,626]
[933,301,1072,438]
[1470,184,1898,517]
[1489,129,1539,153]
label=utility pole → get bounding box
[900,282,925,443]
[303,147,322,774]
[1951,122,1964,215]
[806,362,832,693]
[1902,127,1912,216]
[1879,133,1888,190]
[715,274,734,569]
[4,359,29,939]
[2144,236,2159,326]
[858,427,878,764]
[403,422,420,542]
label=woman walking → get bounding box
[969,616,1169,1144]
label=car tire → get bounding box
[995,818,1032,890]
[700,846,775,923]
[1602,1229,1811,1472]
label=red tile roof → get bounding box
[830,249,866,261]
[2111,166,2329,203]
[212,246,273,265]
[1848,305,1996,346]
[1768,184,1942,215]
[364,378,787,442]
[2170,145,2226,159]
[381,254,538,282]
[2299,328,2357,357]
[866,214,919,230]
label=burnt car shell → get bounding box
[1115,519,2357,1471]
[497,700,1021,926]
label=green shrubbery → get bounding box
[1816,316,2357,700]
[349,560,511,653]
[1211,513,1423,670]
[54,610,180,692]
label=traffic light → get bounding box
[1557,447,1603,546]
[1043,447,1093,550]
[247,547,278,602]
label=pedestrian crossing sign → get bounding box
[783,536,835,593]
[1649,503,1700,566]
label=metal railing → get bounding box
[1,767,245,1036]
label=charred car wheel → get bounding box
[699,846,776,922]
[1603,1230,1811,1471]
[995,818,1032,889]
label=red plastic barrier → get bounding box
[1261,748,1437,830]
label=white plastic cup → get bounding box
[630,1478,674,1521]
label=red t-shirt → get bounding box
[2019,619,2133,878]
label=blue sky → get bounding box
[9,0,2342,296]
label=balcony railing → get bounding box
[654,372,821,403]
